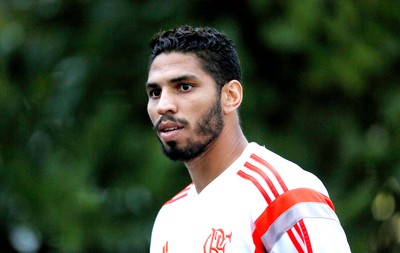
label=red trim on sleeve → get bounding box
[255,188,334,236]
[253,188,334,252]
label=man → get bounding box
[146,25,351,253]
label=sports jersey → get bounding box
[150,142,351,253]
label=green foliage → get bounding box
[0,0,399,252]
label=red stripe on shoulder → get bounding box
[164,183,193,206]
[250,153,288,191]
[244,161,280,199]
[237,170,272,203]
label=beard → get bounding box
[156,96,224,161]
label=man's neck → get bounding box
[184,126,248,194]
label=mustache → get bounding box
[154,115,189,130]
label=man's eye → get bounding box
[149,90,161,98]
[180,83,193,91]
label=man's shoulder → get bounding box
[237,142,328,195]
[163,182,194,206]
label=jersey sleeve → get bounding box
[270,218,351,252]
[253,187,351,252]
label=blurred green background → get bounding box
[0,0,399,252]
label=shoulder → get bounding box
[163,182,194,206]
[237,142,328,195]
[236,144,345,251]
[152,183,194,227]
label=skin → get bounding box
[146,52,248,193]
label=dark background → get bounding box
[0,0,399,252]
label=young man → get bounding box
[145,25,351,253]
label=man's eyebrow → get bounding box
[170,74,198,83]
[145,82,159,89]
[146,74,199,89]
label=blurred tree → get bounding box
[0,0,399,252]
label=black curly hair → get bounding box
[148,25,242,89]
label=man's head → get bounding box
[149,25,241,90]
[146,26,243,162]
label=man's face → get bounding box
[146,52,224,161]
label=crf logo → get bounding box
[203,228,232,253]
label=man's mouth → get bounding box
[157,121,185,142]
[154,115,188,142]
[162,127,180,133]
[159,124,184,133]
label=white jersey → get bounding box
[150,142,351,253]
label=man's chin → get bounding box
[162,142,183,161]
[162,142,203,162]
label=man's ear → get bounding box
[221,80,243,115]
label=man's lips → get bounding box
[158,121,184,142]
[158,121,184,132]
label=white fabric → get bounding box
[150,142,351,253]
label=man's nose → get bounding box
[157,91,177,115]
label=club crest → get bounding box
[203,228,232,253]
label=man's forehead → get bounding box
[146,53,208,86]
[149,52,201,71]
